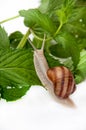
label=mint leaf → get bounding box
[75,50,86,83]
[39,0,64,31]
[56,8,67,24]
[45,52,61,68]
[0,26,10,50]
[9,31,23,48]
[78,39,86,51]
[76,0,86,6]
[0,49,41,87]
[19,9,56,35]
[50,33,80,68]
[55,0,77,25]
[9,31,31,49]
[39,0,76,24]
[39,0,64,14]
[1,85,30,101]
[49,43,70,58]
[62,6,86,53]
[65,7,86,37]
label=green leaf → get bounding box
[68,7,86,23]
[45,52,61,68]
[9,31,31,49]
[19,9,56,35]
[49,43,70,58]
[0,26,10,50]
[56,8,67,24]
[39,0,76,23]
[63,7,86,38]
[50,33,80,68]
[76,0,86,7]
[78,39,86,51]
[39,0,64,14]
[55,0,77,24]
[75,50,86,83]
[62,6,86,52]
[33,37,43,49]
[0,49,41,87]
[39,0,65,30]
[1,85,30,101]
[9,31,23,48]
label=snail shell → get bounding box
[47,66,76,99]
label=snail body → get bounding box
[28,37,76,99]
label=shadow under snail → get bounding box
[28,36,76,99]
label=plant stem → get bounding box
[30,29,43,41]
[17,29,30,49]
[54,22,63,36]
[30,29,52,42]
[0,15,20,24]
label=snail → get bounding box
[28,36,76,99]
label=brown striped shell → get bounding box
[47,66,76,99]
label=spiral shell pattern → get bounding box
[47,66,76,99]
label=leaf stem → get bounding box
[17,29,30,49]
[54,22,63,36]
[30,29,52,42]
[0,15,20,24]
[30,29,43,41]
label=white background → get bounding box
[0,0,86,130]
